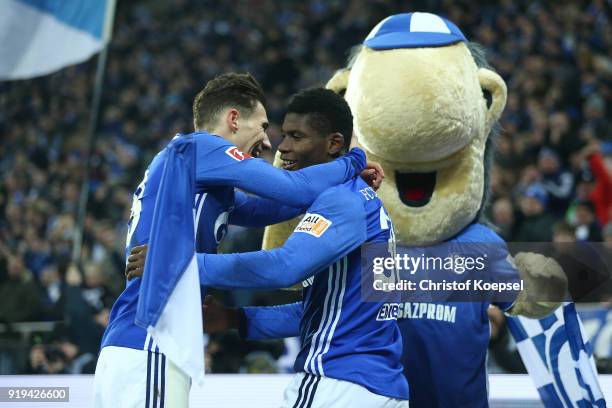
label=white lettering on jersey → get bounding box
[376,303,400,321]
[126,169,150,247]
[359,187,379,200]
[397,302,457,323]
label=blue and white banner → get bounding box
[507,303,607,407]
[577,306,612,359]
[0,0,116,80]
[135,136,205,385]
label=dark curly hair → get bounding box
[286,87,353,154]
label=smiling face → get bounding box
[279,113,333,170]
[278,87,352,171]
[231,102,271,158]
[261,88,352,254]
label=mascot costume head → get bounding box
[327,12,505,245]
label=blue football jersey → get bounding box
[397,223,518,408]
[200,177,409,400]
[101,132,363,351]
[234,223,518,405]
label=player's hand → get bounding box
[361,161,385,190]
[203,295,239,334]
[125,244,148,280]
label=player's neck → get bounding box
[197,126,232,140]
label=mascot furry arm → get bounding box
[508,252,566,317]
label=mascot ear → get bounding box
[326,68,351,95]
[478,68,507,130]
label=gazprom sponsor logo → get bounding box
[397,302,457,323]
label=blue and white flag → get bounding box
[135,136,205,384]
[577,306,612,359]
[507,303,606,407]
[0,0,116,80]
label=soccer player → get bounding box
[93,74,370,408]
[129,88,409,407]
[199,234,520,408]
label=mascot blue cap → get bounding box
[364,12,467,50]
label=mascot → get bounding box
[261,12,588,407]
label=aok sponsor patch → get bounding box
[225,146,251,161]
[295,213,332,238]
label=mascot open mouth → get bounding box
[395,171,436,207]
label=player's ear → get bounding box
[226,108,240,133]
[327,132,345,156]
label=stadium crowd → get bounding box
[0,0,610,374]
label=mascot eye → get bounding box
[482,89,492,109]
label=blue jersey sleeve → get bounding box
[239,302,303,340]
[194,135,365,208]
[229,191,304,227]
[198,186,367,289]
[479,229,520,311]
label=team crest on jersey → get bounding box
[225,146,251,161]
[295,213,332,238]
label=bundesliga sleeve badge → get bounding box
[225,146,252,161]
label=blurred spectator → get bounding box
[38,263,64,319]
[56,337,97,374]
[27,344,68,374]
[0,255,42,323]
[491,197,516,241]
[575,142,612,225]
[545,113,578,163]
[62,263,112,355]
[513,165,540,199]
[572,200,603,242]
[552,221,577,244]
[514,184,556,242]
[537,147,574,216]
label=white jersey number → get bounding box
[126,170,149,247]
[380,207,398,282]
